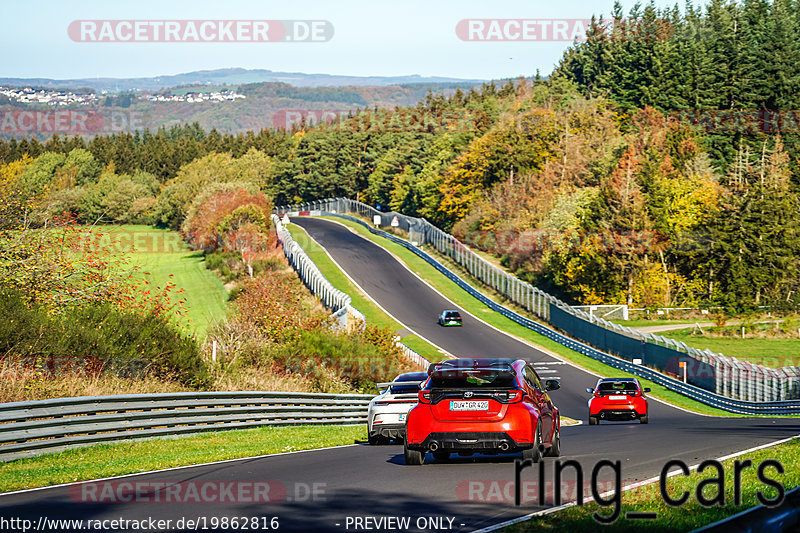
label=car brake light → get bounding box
[493,390,524,403]
[418,391,431,404]
[506,390,524,403]
[594,391,602,398]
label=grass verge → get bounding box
[98,225,228,337]
[504,436,800,532]
[320,216,736,417]
[0,424,364,493]
[611,319,707,328]
[658,329,800,368]
[286,223,446,363]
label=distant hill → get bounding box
[0,68,488,93]
[0,80,490,138]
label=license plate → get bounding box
[609,395,628,400]
[450,400,489,411]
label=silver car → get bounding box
[367,371,428,445]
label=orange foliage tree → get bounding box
[182,186,276,276]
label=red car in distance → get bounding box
[404,358,561,465]
[587,378,650,425]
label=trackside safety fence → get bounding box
[273,214,359,327]
[0,392,372,462]
[272,214,429,369]
[275,198,800,413]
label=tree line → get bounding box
[1,0,799,312]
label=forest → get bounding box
[1,0,798,312]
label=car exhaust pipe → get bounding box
[498,441,510,452]
[429,441,440,452]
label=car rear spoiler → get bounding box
[427,360,516,377]
[376,380,425,393]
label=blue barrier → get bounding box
[315,212,800,416]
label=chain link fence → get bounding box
[275,199,800,403]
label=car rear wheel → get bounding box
[545,424,561,457]
[368,434,384,445]
[588,415,599,425]
[404,443,424,465]
[522,422,543,463]
[640,414,649,424]
[432,451,450,461]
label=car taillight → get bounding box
[418,391,431,404]
[594,391,602,398]
[493,390,524,403]
[507,390,524,403]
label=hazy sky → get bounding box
[4,0,699,80]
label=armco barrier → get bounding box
[0,391,373,462]
[276,203,800,415]
[278,199,800,403]
[550,305,717,393]
[273,214,353,318]
[272,214,429,369]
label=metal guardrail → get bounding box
[272,214,429,369]
[273,214,354,318]
[0,391,373,462]
[277,198,800,403]
[276,200,800,415]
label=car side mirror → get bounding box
[643,388,651,393]
[585,387,593,394]
[545,380,560,391]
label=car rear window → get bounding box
[444,312,461,319]
[598,381,638,392]
[430,369,516,388]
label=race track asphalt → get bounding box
[1,216,797,533]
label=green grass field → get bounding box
[0,424,364,493]
[658,329,800,368]
[612,318,706,327]
[318,217,740,417]
[95,225,228,337]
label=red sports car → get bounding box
[404,358,561,465]
[587,378,650,425]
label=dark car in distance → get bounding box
[437,310,463,327]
